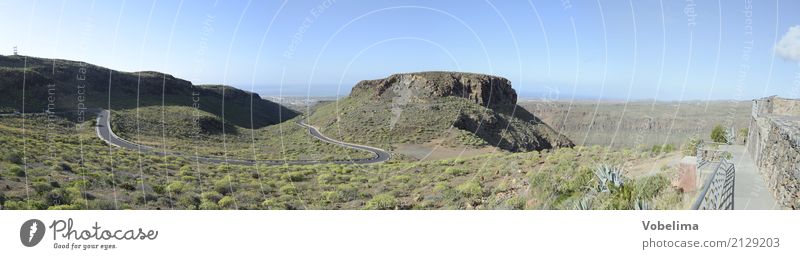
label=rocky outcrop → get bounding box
[351,72,517,108]
[748,96,800,209]
[324,71,573,152]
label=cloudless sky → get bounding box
[1,0,799,100]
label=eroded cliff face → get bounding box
[351,72,517,108]
[748,96,800,209]
[314,71,572,152]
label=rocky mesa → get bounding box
[310,71,573,154]
[350,71,518,108]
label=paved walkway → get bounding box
[719,145,781,210]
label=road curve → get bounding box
[94,109,390,165]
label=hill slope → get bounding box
[308,72,573,153]
[519,100,751,148]
[0,55,298,127]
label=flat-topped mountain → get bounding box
[350,71,518,108]
[310,71,573,154]
[0,55,298,128]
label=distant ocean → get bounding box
[248,85,350,97]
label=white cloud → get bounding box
[775,26,800,62]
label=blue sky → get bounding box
[1,0,799,100]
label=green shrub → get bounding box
[682,137,701,156]
[32,181,53,194]
[662,144,675,153]
[4,152,23,164]
[234,190,260,208]
[650,144,675,155]
[3,200,27,210]
[9,165,24,177]
[199,201,219,210]
[177,193,201,209]
[218,196,236,209]
[336,184,358,201]
[445,167,468,177]
[166,181,185,194]
[48,204,84,210]
[133,191,157,205]
[118,182,136,191]
[650,145,661,154]
[505,196,525,209]
[213,177,236,195]
[492,180,510,194]
[178,165,193,176]
[317,173,335,185]
[365,193,397,210]
[88,199,117,210]
[391,175,411,183]
[456,180,483,199]
[633,174,670,199]
[321,191,340,204]
[711,124,727,143]
[201,191,223,203]
[283,171,307,182]
[215,164,230,173]
[593,187,634,210]
[653,188,683,209]
[54,162,73,172]
[152,184,166,195]
[261,199,285,209]
[279,184,297,196]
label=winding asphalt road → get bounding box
[94,109,390,165]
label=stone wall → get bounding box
[747,96,800,209]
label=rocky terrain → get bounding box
[309,72,573,157]
[350,72,518,108]
[520,100,751,148]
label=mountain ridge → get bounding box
[0,54,298,127]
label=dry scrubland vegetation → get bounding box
[308,96,495,151]
[520,100,750,148]
[0,57,690,210]
[0,113,684,210]
[109,106,373,161]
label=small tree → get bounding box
[682,137,701,156]
[710,124,727,143]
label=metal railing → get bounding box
[695,141,728,168]
[691,158,736,210]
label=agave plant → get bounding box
[593,164,625,193]
[574,195,594,210]
[634,198,652,210]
